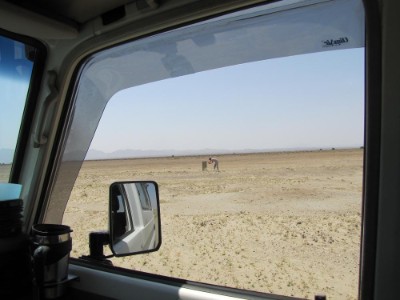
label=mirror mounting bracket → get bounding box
[80,231,113,265]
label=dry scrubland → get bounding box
[63,149,363,299]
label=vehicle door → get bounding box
[2,0,388,299]
[131,182,156,248]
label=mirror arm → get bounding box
[80,231,113,264]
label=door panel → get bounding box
[68,263,298,300]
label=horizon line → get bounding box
[84,146,364,162]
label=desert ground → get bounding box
[63,149,363,300]
[0,164,11,182]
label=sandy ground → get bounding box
[63,149,363,299]
[0,164,11,182]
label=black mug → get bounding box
[31,224,72,299]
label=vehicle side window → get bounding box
[61,1,365,298]
[0,35,36,182]
[136,183,152,210]
[111,185,134,240]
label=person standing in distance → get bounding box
[208,157,220,171]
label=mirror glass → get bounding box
[109,181,161,256]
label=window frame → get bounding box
[39,0,380,299]
[358,0,382,299]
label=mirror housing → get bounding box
[109,181,161,257]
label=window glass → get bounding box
[0,35,35,182]
[60,0,365,298]
[111,184,134,239]
[136,183,152,210]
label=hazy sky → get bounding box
[0,76,30,149]
[0,35,33,155]
[0,47,365,158]
[89,48,364,153]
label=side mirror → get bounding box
[109,181,161,257]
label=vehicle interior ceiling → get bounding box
[1,0,269,39]
[8,0,139,25]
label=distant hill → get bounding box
[85,147,354,160]
[1,146,363,163]
[85,148,246,160]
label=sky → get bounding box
[0,35,33,165]
[0,76,30,148]
[89,48,364,154]
[0,0,365,164]
[0,47,364,163]
[0,46,364,164]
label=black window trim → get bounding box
[359,0,381,299]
